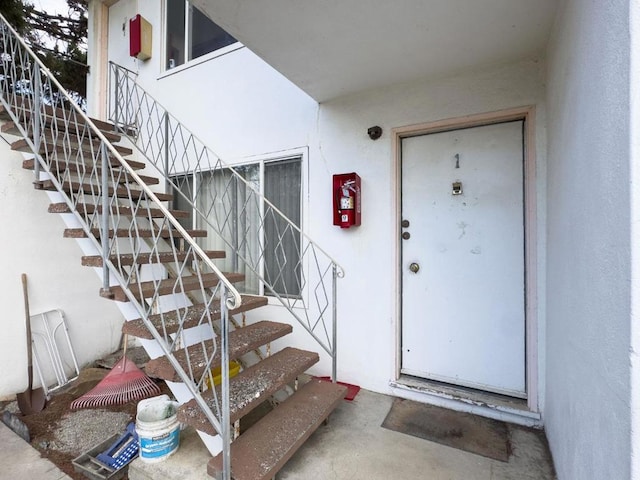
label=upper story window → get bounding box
[165,0,237,70]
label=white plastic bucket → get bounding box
[135,394,181,463]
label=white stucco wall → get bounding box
[100,0,318,160]
[545,1,633,479]
[631,2,640,478]
[312,60,547,403]
[110,22,547,394]
[98,0,547,421]
[89,1,640,474]
[0,140,124,398]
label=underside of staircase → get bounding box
[0,103,346,479]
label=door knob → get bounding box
[409,262,420,273]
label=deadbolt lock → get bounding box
[409,262,420,273]
[401,219,410,228]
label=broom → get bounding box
[70,335,160,409]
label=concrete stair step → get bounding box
[48,202,189,219]
[24,159,159,185]
[146,321,292,382]
[22,155,145,171]
[39,179,173,201]
[40,180,173,202]
[0,105,122,139]
[63,227,206,239]
[1,120,123,143]
[11,137,133,157]
[105,272,245,302]
[81,250,226,267]
[177,347,319,436]
[40,128,131,154]
[208,379,347,480]
[122,295,268,339]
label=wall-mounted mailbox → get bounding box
[333,172,361,228]
[130,14,152,61]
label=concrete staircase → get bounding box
[0,105,346,480]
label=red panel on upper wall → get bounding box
[129,14,152,60]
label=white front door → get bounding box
[400,121,526,397]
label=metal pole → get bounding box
[231,181,238,272]
[100,142,111,296]
[32,63,41,185]
[332,264,338,383]
[164,111,170,195]
[220,284,231,480]
[113,66,120,131]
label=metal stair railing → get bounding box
[108,61,344,381]
[0,15,235,479]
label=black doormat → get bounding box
[381,398,511,462]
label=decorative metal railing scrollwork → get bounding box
[108,62,344,382]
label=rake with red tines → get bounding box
[70,337,160,409]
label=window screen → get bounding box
[264,159,302,297]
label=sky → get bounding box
[33,0,69,15]
[29,0,87,49]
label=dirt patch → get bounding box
[1,357,169,480]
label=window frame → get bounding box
[162,0,242,76]
[171,148,308,306]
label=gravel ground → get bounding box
[0,348,167,480]
[48,409,133,454]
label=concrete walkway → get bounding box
[130,389,556,480]
[0,389,556,480]
[0,421,72,480]
[279,389,555,480]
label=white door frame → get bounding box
[391,106,538,412]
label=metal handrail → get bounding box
[108,61,344,381]
[0,22,242,311]
[109,63,344,272]
[0,15,236,478]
